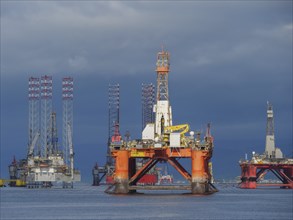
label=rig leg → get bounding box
[191,150,209,194]
[240,164,257,189]
[283,167,293,189]
[92,170,100,186]
[114,150,129,194]
[128,158,137,193]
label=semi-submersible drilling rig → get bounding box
[7,76,80,188]
[239,102,293,189]
[103,49,217,194]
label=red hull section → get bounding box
[240,163,293,189]
[137,174,158,185]
[106,174,157,185]
[106,176,114,184]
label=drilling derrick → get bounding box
[28,77,40,155]
[265,102,283,159]
[40,75,53,158]
[154,50,172,136]
[265,102,275,158]
[62,77,74,167]
[142,83,155,131]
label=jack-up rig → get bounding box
[92,84,119,185]
[239,102,293,189]
[102,49,217,194]
[5,76,80,188]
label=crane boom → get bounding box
[164,124,190,136]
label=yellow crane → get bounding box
[163,124,190,146]
[164,124,190,135]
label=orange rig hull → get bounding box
[106,147,217,194]
[239,163,293,189]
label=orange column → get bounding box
[128,158,137,193]
[191,150,209,194]
[114,150,129,194]
[247,165,257,189]
[239,164,256,189]
[284,167,293,189]
[239,164,249,189]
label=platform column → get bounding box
[128,158,137,193]
[240,164,249,189]
[240,164,249,188]
[240,164,257,189]
[191,150,209,194]
[284,167,293,189]
[248,165,257,188]
[114,150,129,194]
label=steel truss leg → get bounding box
[274,169,292,184]
[129,159,159,185]
[270,169,285,182]
[167,158,191,181]
[256,168,267,182]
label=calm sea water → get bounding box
[1,183,292,220]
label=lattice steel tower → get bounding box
[156,50,170,101]
[62,77,73,167]
[40,75,53,158]
[49,112,59,156]
[142,83,155,131]
[154,49,172,135]
[108,84,120,165]
[28,77,40,155]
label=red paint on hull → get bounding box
[137,174,158,185]
[106,176,114,184]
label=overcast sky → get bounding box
[1,1,292,182]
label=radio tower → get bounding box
[62,77,73,167]
[28,77,40,155]
[142,83,155,131]
[154,48,172,135]
[40,75,53,158]
[108,84,120,166]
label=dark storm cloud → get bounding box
[2,1,291,76]
[1,1,292,180]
